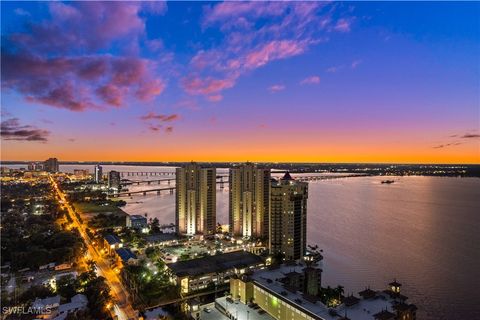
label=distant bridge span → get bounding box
[120,174,229,185]
[111,174,369,198]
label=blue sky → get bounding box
[1,1,479,163]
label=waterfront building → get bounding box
[168,251,264,294]
[229,163,271,239]
[108,170,121,190]
[94,164,103,183]
[44,157,59,173]
[227,261,417,320]
[270,172,308,260]
[175,162,216,235]
[126,214,148,232]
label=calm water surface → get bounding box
[17,165,480,319]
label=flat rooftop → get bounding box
[250,263,403,320]
[169,251,264,277]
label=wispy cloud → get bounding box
[140,112,179,133]
[333,18,353,33]
[326,59,361,73]
[433,142,462,149]
[1,118,50,142]
[462,133,480,139]
[351,59,362,69]
[14,8,30,16]
[181,2,352,99]
[433,131,480,149]
[268,84,285,93]
[326,66,342,73]
[140,112,179,122]
[300,76,320,85]
[207,94,223,102]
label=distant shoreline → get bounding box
[2,161,479,177]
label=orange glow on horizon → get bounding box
[2,140,479,164]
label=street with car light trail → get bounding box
[49,175,137,320]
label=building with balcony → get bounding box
[270,172,308,261]
[229,163,271,239]
[228,261,416,320]
[175,162,216,235]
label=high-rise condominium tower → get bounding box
[229,163,270,238]
[270,172,308,260]
[108,170,121,190]
[44,158,59,173]
[94,164,103,183]
[176,163,216,235]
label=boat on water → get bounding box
[381,180,395,184]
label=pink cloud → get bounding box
[182,75,235,96]
[203,2,288,27]
[26,83,100,112]
[140,112,179,122]
[268,84,285,93]
[1,53,165,111]
[141,112,179,133]
[135,79,166,101]
[300,76,321,85]
[334,18,352,33]
[149,125,161,132]
[351,59,362,69]
[207,94,223,102]
[2,2,167,112]
[183,2,350,99]
[245,40,306,69]
[326,66,341,73]
[96,84,124,107]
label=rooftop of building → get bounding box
[57,294,88,314]
[104,234,121,245]
[115,247,137,262]
[32,295,60,309]
[168,251,264,277]
[249,263,410,320]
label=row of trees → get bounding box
[1,203,84,270]
[123,260,178,307]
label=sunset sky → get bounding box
[1,1,479,163]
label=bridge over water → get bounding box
[120,175,229,185]
[111,174,369,198]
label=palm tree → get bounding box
[335,285,344,300]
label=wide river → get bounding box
[20,164,480,319]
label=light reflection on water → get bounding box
[23,165,480,319]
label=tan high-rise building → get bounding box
[270,172,308,260]
[229,163,270,239]
[176,163,216,235]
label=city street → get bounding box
[50,176,137,320]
